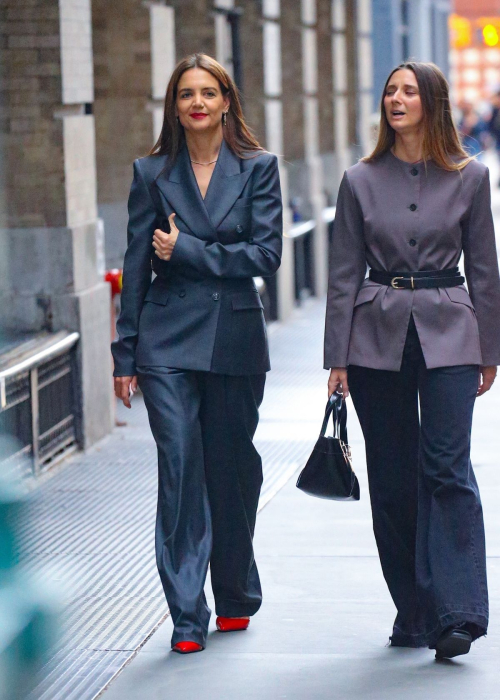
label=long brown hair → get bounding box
[363,61,473,172]
[150,53,263,162]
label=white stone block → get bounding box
[301,0,316,26]
[63,115,98,228]
[333,33,347,93]
[332,0,346,31]
[357,0,372,34]
[302,27,318,94]
[150,5,176,100]
[59,0,93,104]
[359,91,373,156]
[214,13,233,74]
[263,0,280,19]
[152,106,164,143]
[263,21,282,97]
[357,36,373,91]
[334,94,350,173]
[304,95,319,159]
[265,98,283,155]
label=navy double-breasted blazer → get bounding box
[112,139,283,377]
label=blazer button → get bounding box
[236,224,243,233]
[409,238,417,247]
[409,203,417,211]
[411,168,418,176]
[178,290,186,298]
[212,292,220,301]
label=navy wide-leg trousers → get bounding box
[348,317,488,648]
[138,367,266,648]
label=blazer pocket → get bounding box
[144,284,170,306]
[354,285,380,307]
[232,292,264,311]
[231,197,252,209]
[444,286,475,310]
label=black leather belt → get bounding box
[369,267,464,290]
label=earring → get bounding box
[223,111,227,126]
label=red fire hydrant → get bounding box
[105,269,123,299]
[105,268,122,341]
[105,269,126,424]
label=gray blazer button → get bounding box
[212,292,220,301]
[409,239,417,247]
[409,203,417,211]
[411,168,418,176]
[236,224,243,233]
[178,290,186,298]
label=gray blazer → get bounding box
[324,151,500,370]
[112,140,283,377]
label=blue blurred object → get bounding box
[459,118,487,158]
[0,442,60,700]
[290,197,302,223]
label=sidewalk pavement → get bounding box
[101,319,500,699]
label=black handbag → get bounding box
[296,391,360,501]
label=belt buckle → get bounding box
[391,276,404,289]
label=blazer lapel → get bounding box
[154,145,215,240]
[204,140,252,229]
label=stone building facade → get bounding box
[0,0,113,450]
[371,0,452,107]
[0,0,374,450]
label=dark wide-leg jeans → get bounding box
[137,367,266,648]
[348,317,488,648]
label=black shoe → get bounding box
[434,627,472,660]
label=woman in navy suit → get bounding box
[112,54,283,653]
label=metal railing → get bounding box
[288,206,336,303]
[0,331,80,477]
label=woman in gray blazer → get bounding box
[325,61,500,660]
[112,54,282,654]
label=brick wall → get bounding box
[92,0,154,206]
[282,0,305,162]
[170,0,216,60]
[346,0,359,147]
[238,0,266,149]
[0,0,66,227]
[317,0,335,154]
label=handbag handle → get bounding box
[319,392,348,443]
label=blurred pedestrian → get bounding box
[488,90,500,183]
[325,61,499,660]
[458,99,487,158]
[112,54,282,654]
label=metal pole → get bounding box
[227,10,244,96]
[30,367,40,476]
[213,7,244,97]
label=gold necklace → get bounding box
[190,158,217,166]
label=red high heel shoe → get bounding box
[216,617,250,632]
[172,641,204,654]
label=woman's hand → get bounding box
[328,368,349,398]
[477,366,497,397]
[153,213,179,261]
[114,375,138,409]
